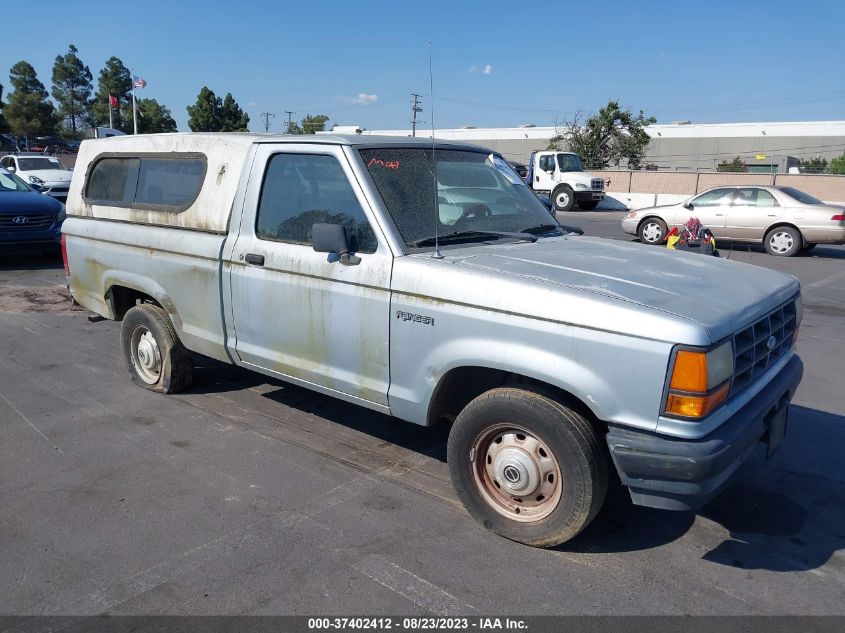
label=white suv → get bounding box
[0,154,72,201]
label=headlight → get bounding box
[56,206,67,223]
[575,183,588,189]
[663,340,734,419]
[29,175,45,185]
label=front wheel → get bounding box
[638,217,668,244]
[578,200,600,211]
[120,303,194,393]
[764,226,802,257]
[447,387,608,547]
[552,186,575,212]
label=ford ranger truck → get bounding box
[62,133,803,547]
[527,150,606,212]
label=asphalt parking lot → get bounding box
[1,210,844,616]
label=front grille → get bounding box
[731,299,797,395]
[0,213,56,231]
[591,178,604,191]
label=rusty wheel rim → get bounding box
[470,424,563,522]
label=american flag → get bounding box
[133,77,147,89]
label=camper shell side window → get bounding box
[83,152,207,212]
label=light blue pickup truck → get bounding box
[63,133,803,547]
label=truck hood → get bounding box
[451,236,799,342]
[558,171,594,186]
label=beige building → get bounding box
[340,121,845,173]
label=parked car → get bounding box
[64,133,802,547]
[0,167,66,254]
[0,154,72,202]
[622,185,845,256]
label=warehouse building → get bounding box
[334,121,845,173]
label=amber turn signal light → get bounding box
[665,383,730,418]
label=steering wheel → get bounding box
[453,204,492,230]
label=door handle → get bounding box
[244,253,265,266]
[715,213,724,216]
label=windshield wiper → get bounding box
[519,223,564,236]
[412,230,537,248]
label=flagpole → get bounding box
[108,95,113,129]
[131,70,138,135]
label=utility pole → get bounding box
[260,112,276,133]
[285,111,295,134]
[410,94,423,137]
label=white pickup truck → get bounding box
[63,133,802,547]
[527,150,606,211]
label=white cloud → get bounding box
[468,64,493,75]
[344,93,378,105]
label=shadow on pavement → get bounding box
[184,359,844,572]
[565,404,845,573]
[0,252,63,271]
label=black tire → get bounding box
[637,217,668,244]
[800,243,817,253]
[120,303,194,393]
[578,200,600,211]
[447,386,608,547]
[764,226,802,257]
[552,186,575,212]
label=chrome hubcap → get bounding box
[769,231,794,254]
[471,425,562,522]
[556,192,570,208]
[130,326,162,384]
[642,222,663,242]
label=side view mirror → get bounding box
[312,223,361,266]
[683,201,693,210]
[7,166,15,173]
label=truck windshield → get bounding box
[360,147,560,249]
[556,154,584,172]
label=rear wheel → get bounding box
[578,200,600,211]
[120,303,194,393]
[552,186,575,212]
[638,217,668,244]
[447,387,608,547]
[764,226,802,257]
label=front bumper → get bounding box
[621,217,638,235]
[575,190,605,202]
[606,354,803,511]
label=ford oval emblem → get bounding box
[766,335,777,352]
[12,216,30,224]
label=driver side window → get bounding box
[691,188,735,207]
[539,155,556,172]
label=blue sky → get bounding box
[3,0,844,132]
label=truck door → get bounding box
[533,152,556,193]
[228,144,392,406]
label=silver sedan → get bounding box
[621,185,845,256]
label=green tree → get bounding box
[219,93,249,131]
[716,156,747,172]
[120,98,177,134]
[187,86,222,131]
[548,100,656,169]
[799,156,829,174]
[51,44,94,136]
[5,61,59,139]
[91,57,132,131]
[287,113,330,135]
[0,83,9,133]
[828,154,845,175]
